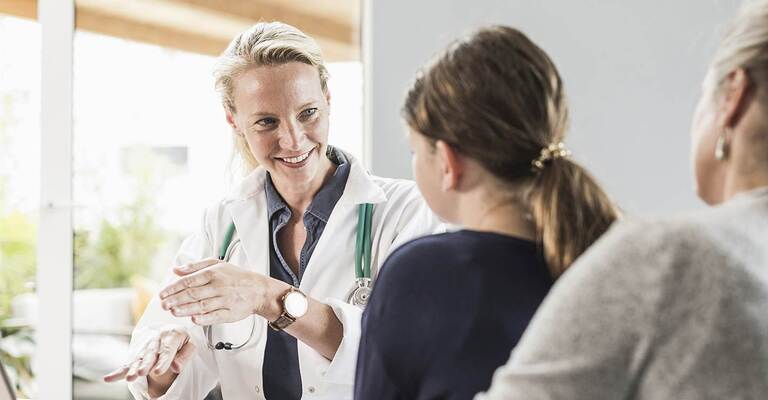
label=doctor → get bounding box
[103,21,441,399]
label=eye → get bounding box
[299,108,319,121]
[255,117,278,128]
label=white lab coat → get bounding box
[127,154,443,400]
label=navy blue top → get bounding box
[262,147,350,400]
[354,230,554,400]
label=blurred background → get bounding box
[0,0,742,399]
[1,0,361,398]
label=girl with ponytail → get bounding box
[354,26,619,399]
[478,1,768,398]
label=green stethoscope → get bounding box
[218,203,375,295]
[206,203,375,351]
[350,203,375,306]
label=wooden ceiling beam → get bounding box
[0,0,358,61]
[0,0,36,20]
[75,5,229,56]
[174,0,357,47]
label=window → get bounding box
[0,14,40,399]
[0,1,363,398]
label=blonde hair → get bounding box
[213,22,330,172]
[711,0,768,98]
[404,26,620,277]
[710,0,768,168]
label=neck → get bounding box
[273,156,335,216]
[459,186,536,241]
[723,165,768,201]
[721,116,768,202]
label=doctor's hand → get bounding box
[103,326,195,396]
[158,258,289,325]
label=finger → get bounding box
[151,350,175,377]
[171,296,227,317]
[191,309,230,326]
[125,357,145,382]
[135,336,163,376]
[151,330,188,376]
[135,348,160,377]
[159,269,216,300]
[161,285,220,311]
[170,340,197,374]
[125,337,158,381]
[103,365,129,382]
[173,258,221,276]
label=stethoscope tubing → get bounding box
[206,203,374,351]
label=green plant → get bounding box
[74,146,174,289]
[0,205,36,321]
[0,87,36,323]
[0,326,34,398]
[0,65,37,398]
[74,193,167,289]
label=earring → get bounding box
[714,129,730,161]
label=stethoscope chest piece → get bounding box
[349,278,372,307]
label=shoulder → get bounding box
[365,175,445,241]
[585,209,732,269]
[562,209,741,308]
[199,171,270,240]
[367,233,468,317]
[369,175,422,203]
[385,232,462,264]
[375,232,477,288]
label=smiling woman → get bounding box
[225,62,336,203]
[103,21,442,400]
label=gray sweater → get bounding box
[476,187,768,400]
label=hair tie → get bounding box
[531,142,571,172]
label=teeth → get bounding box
[282,150,312,164]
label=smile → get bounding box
[277,148,314,165]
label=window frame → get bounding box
[37,0,74,398]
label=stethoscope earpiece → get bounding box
[215,342,233,350]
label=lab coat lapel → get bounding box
[301,156,385,292]
[225,168,270,277]
[336,155,387,207]
[223,157,387,289]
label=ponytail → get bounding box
[528,159,620,277]
[401,25,621,276]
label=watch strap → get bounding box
[269,314,296,331]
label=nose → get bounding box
[278,121,305,152]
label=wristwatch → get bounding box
[269,286,308,331]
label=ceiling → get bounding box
[0,0,360,61]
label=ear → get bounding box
[435,140,463,191]
[718,68,754,131]
[225,108,243,136]
[324,90,332,112]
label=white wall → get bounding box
[367,0,742,216]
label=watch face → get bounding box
[284,291,308,318]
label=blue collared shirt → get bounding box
[262,147,350,399]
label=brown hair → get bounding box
[404,26,620,277]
